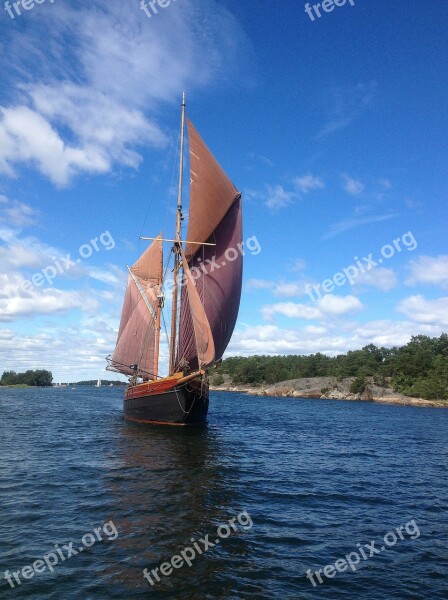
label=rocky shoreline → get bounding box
[210,376,448,408]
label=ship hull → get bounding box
[124,375,209,425]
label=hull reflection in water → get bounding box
[105,418,259,598]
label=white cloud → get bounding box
[0,195,37,227]
[406,255,448,289]
[0,0,252,185]
[0,86,169,186]
[0,272,98,321]
[289,258,306,272]
[0,105,112,186]
[352,267,398,292]
[265,185,296,210]
[323,213,397,240]
[252,174,323,212]
[304,325,327,335]
[405,198,423,210]
[242,189,263,202]
[0,263,126,380]
[294,174,324,194]
[316,81,377,138]
[0,233,64,273]
[0,200,126,315]
[262,294,362,321]
[245,278,309,298]
[262,302,320,321]
[351,320,441,347]
[247,152,274,167]
[378,178,393,190]
[0,306,172,382]
[87,267,123,287]
[317,294,363,315]
[274,282,308,297]
[397,295,448,327]
[341,174,365,196]
[245,279,273,292]
[226,319,443,358]
[0,322,117,382]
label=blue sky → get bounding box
[0,0,447,382]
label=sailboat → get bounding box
[96,379,101,388]
[107,93,242,425]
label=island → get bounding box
[0,370,53,387]
[211,334,448,408]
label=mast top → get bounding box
[182,90,186,107]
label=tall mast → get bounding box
[153,249,163,380]
[169,91,186,375]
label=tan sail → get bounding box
[185,119,241,259]
[177,197,242,370]
[130,233,163,286]
[179,246,215,368]
[176,120,243,371]
[110,236,163,377]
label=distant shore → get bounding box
[210,376,448,408]
[0,384,31,388]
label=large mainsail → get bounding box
[110,237,162,377]
[176,120,243,371]
[185,119,241,259]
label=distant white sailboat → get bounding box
[96,379,101,388]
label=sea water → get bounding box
[0,388,447,598]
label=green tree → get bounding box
[0,369,53,387]
[350,376,366,395]
[217,334,448,400]
[0,371,18,386]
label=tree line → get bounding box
[0,370,53,387]
[216,334,448,400]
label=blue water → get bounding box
[0,388,447,599]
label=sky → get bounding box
[0,0,447,383]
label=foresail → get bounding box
[131,233,163,284]
[186,119,240,259]
[110,278,156,376]
[110,237,163,377]
[177,197,242,370]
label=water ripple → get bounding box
[0,388,447,599]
